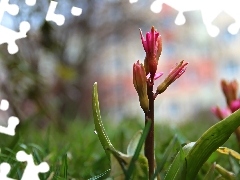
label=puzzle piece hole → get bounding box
[46,1,65,26]
[25,0,36,6]
[19,21,31,33]
[0,162,11,175]
[0,99,9,111]
[71,7,82,16]
[6,4,19,16]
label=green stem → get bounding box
[145,81,154,179]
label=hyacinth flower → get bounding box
[140,26,162,81]
[133,27,188,179]
[212,79,240,147]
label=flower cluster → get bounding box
[212,79,240,119]
[133,26,188,112]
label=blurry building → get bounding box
[1,1,240,123]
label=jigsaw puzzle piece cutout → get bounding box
[16,151,49,180]
[223,0,240,35]
[0,21,30,54]
[0,116,19,136]
[46,1,65,26]
[150,0,223,37]
[0,0,19,22]
[25,0,36,6]
[0,99,19,136]
[71,6,82,16]
[0,162,16,180]
[0,99,9,111]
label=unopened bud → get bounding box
[133,61,149,112]
[140,26,162,79]
[156,60,188,94]
[221,79,238,106]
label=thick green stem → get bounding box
[145,82,154,179]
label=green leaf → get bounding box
[183,109,240,179]
[92,82,115,160]
[164,142,195,180]
[127,130,144,156]
[215,164,236,180]
[88,169,111,180]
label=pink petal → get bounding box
[230,99,240,112]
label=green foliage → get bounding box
[92,82,240,180]
[92,82,150,179]
[0,84,239,179]
[184,110,240,179]
[0,112,239,179]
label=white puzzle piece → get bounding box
[150,0,240,37]
[71,6,82,16]
[0,162,16,180]
[16,151,50,180]
[0,99,19,136]
[0,0,30,54]
[25,0,36,6]
[0,116,19,136]
[46,1,65,26]
[0,99,9,111]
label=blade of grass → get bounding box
[32,148,42,164]
[63,153,68,179]
[126,120,151,179]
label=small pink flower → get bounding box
[211,106,232,120]
[140,26,162,78]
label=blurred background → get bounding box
[0,0,240,126]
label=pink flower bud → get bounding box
[156,60,188,94]
[221,79,238,106]
[133,61,149,112]
[140,26,162,79]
